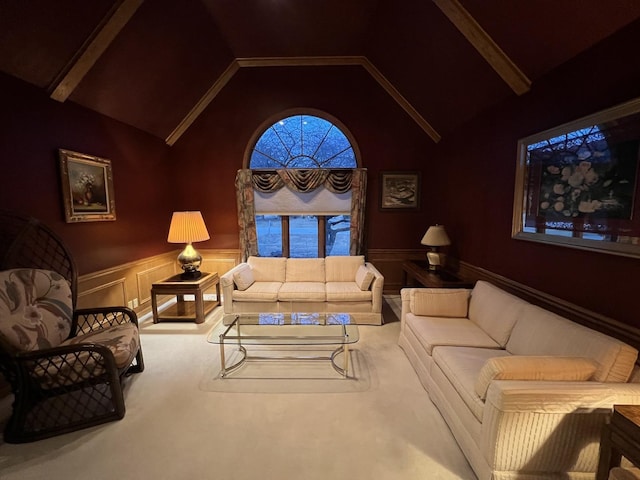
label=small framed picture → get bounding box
[59,149,116,223]
[380,171,421,210]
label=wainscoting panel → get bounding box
[77,249,242,316]
[367,249,424,294]
[136,261,176,305]
[78,278,127,309]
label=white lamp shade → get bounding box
[167,211,210,244]
[421,225,450,247]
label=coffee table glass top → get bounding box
[207,312,359,346]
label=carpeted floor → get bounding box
[0,296,477,480]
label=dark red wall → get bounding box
[170,65,437,251]
[427,21,640,327]
[0,73,174,274]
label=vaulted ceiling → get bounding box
[2,0,640,145]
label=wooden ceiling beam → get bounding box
[49,0,144,102]
[166,56,441,145]
[432,0,531,95]
[165,60,240,146]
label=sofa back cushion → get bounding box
[355,265,375,291]
[410,289,470,317]
[0,268,73,352]
[506,303,638,383]
[325,256,365,282]
[474,355,598,400]
[233,264,255,291]
[286,258,325,282]
[468,281,528,347]
[247,256,287,283]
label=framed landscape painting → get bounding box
[380,172,421,210]
[59,149,116,223]
[512,97,640,258]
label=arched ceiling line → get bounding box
[165,56,442,146]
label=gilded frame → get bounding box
[59,149,116,223]
[512,98,640,258]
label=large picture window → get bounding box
[248,113,358,258]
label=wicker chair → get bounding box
[0,211,144,443]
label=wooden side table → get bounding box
[597,405,640,480]
[151,272,220,324]
[402,260,474,289]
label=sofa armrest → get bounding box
[365,262,384,313]
[220,263,248,313]
[479,380,640,473]
[486,380,640,414]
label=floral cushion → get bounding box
[0,269,73,352]
[64,322,140,369]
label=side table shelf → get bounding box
[151,272,220,324]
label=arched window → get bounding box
[241,112,363,258]
[250,114,357,169]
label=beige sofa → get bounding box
[220,255,384,325]
[398,280,640,480]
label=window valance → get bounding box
[251,169,355,194]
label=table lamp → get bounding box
[420,225,450,271]
[167,211,210,279]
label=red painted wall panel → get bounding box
[427,20,640,327]
[0,73,174,274]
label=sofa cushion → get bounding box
[247,256,287,282]
[65,322,140,369]
[232,282,282,302]
[433,346,512,421]
[233,264,255,291]
[0,268,73,352]
[325,255,364,282]
[405,314,501,355]
[277,282,326,302]
[506,303,638,383]
[410,288,470,317]
[286,258,325,282]
[326,282,373,302]
[468,281,528,347]
[474,356,598,400]
[355,265,374,291]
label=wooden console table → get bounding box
[597,405,640,480]
[151,272,220,324]
[402,260,474,289]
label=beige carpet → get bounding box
[0,296,477,480]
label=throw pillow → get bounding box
[233,266,255,291]
[355,265,374,291]
[410,289,470,317]
[474,355,598,400]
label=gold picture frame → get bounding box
[512,97,640,258]
[59,149,116,223]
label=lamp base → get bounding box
[180,270,202,280]
[427,251,443,272]
[177,243,203,280]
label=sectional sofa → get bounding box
[220,255,384,325]
[398,280,640,480]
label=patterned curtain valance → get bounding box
[251,169,357,194]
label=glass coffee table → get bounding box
[207,312,359,378]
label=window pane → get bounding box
[256,215,282,257]
[326,215,350,256]
[250,114,357,169]
[289,215,318,258]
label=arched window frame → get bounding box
[236,109,366,259]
